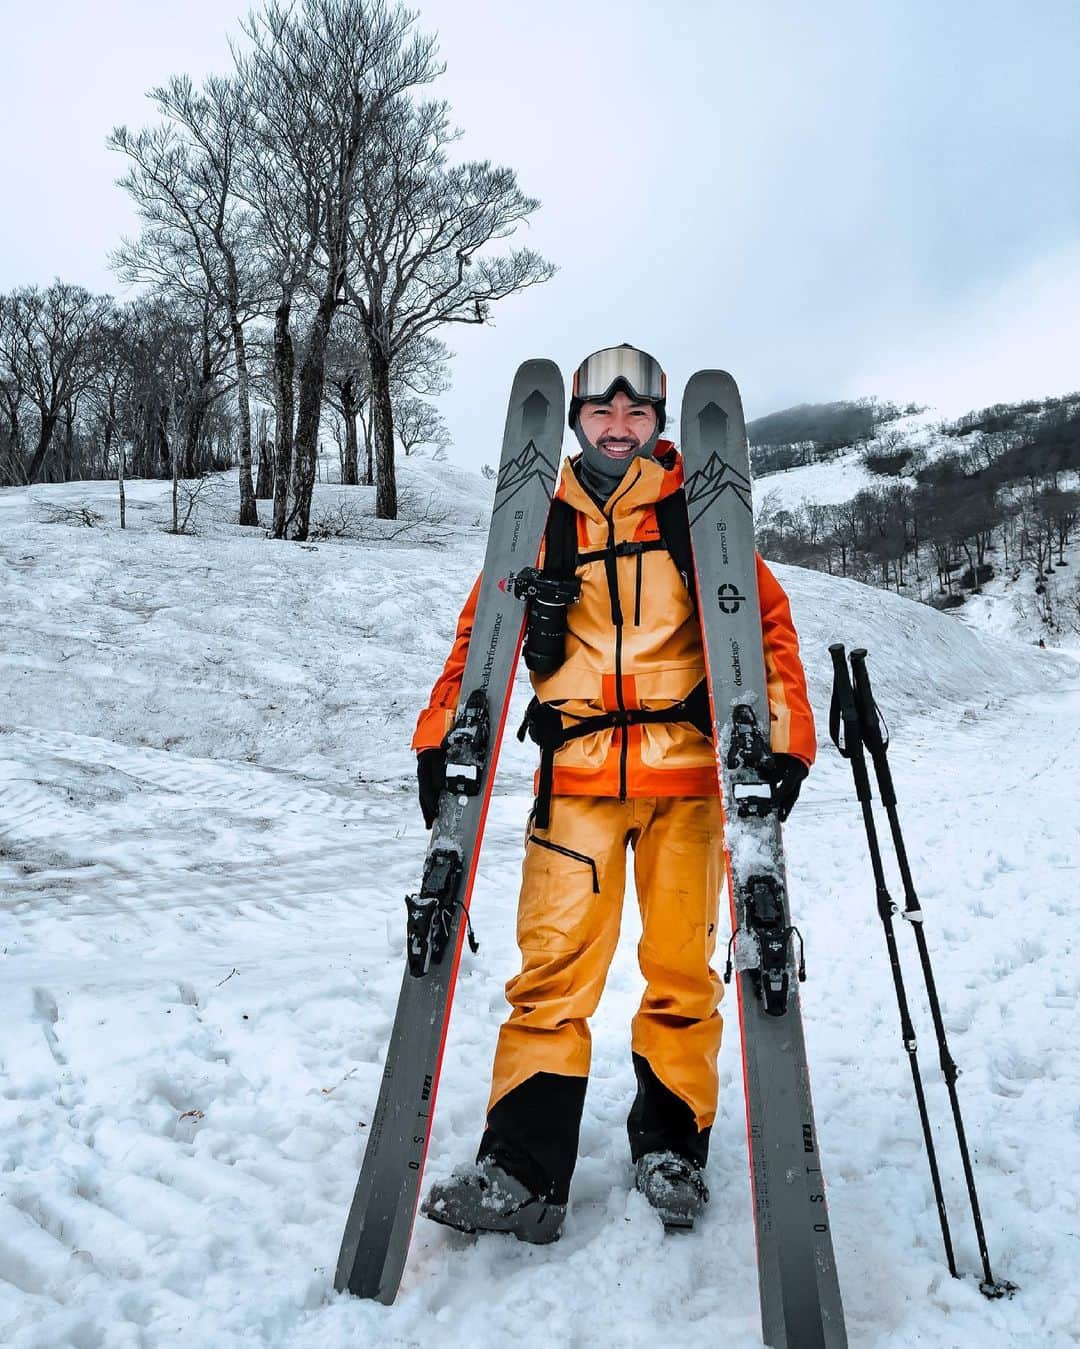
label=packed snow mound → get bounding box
[1,473,1068,799]
[0,455,493,540]
[774,562,1073,732]
[0,470,492,789]
[391,453,494,532]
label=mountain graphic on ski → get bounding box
[681,369,847,1349]
[334,359,564,1305]
[683,446,753,522]
[494,434,561,514]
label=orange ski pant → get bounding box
[487,794,726,1131]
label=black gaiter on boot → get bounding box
[479,1072,588,1205]
[627,1053,711,1168]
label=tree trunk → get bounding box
[24,414,59,484]
[341,376,359,486]
[182,403,203,479]
[131,401,147,478]
[62,406,74,481]
[231,317,259,527]
[361,401,374,486]
[287,294,336,541]
[0,391,21,459]
[118,440,126,530]
[157,405,171,479]
[256,428,274,499]
[172,427,181,533]
[272,300,295,539]
[367,335,397,519]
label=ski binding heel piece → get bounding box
[726,705,777,819]
[723,874,806,1016]
[405,847,467,977]
[443,690,490,797]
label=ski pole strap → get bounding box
[849,648,891,754]
[829,643,874,803]
[848,648,899,807]
[828,643,857,758]
[517,680,713,829]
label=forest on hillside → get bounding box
[754,393,1080,637]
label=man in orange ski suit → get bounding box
[414,345,815,1239]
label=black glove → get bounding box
[763,752,809,823]
[417,748,446,829]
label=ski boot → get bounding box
[635,1150,709,1231]
[421,1158,565,1244]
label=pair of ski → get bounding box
[334,361,847,1347]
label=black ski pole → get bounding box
[828,643,958,1280]
[848,647,1016,1301]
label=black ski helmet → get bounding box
[568,343,667,433]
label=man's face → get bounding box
[578,390,658,461]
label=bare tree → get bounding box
[123,296,193,479]
[345,94,554,518]
[0,282,112,484]
[324,312,371,485]
[253,404,274,498]
[232,30,323,536]
[238,0,440,539]
[394,394,449,457]
[110,71,267,525]
[81,308,134,498]
[0,292,29,483]
[1039,487,1079,565]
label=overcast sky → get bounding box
[2,0,1077,471]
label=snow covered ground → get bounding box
[1,468,1078,1347]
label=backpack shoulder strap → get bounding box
[542,497,579,580]
[654,489,697,604]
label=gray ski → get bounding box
[334,360,564,1304]
[681,371,847,1349]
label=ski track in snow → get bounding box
[1,472,1079,1348]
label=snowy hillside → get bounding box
[1,469,1078,1347]
[752,404,1080,657]
[752,406,963,515]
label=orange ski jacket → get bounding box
[412,443,816,797]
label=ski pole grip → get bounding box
[829,643,873,799]
[828,644,857,752]
[849,649,886,755]
[850,648,896,803]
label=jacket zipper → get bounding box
[634,552,642,627]
[601,481,636,804]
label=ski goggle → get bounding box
[571,345,667,406]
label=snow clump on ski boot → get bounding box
[421,1158,565,1244]
[635,1151,709,1231]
